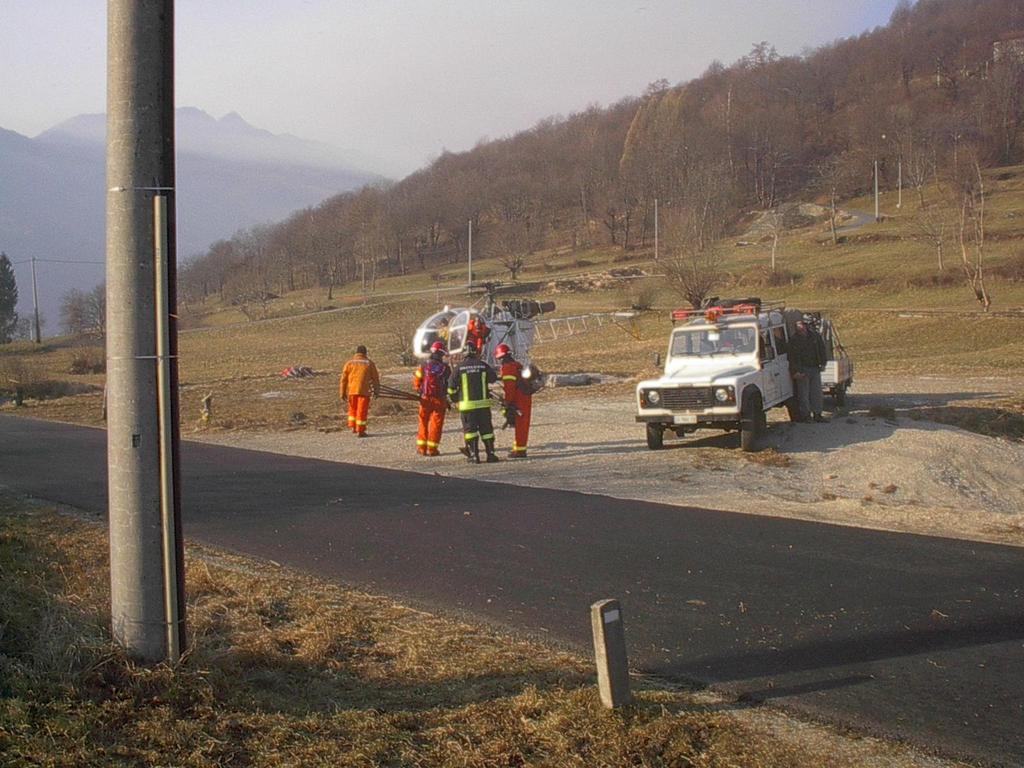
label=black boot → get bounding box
[484,439,500,463]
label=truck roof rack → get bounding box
[672,303,760,324]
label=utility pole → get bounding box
[467,219,473,287]
[30,257,41,343]
[654,198,659,262]
[874,160,880,222]
[897,159,902,209]
[106,0,185,663]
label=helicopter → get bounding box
[411,282,556,367]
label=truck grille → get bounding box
[657,387,714,410]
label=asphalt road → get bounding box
[2,414,1022,766]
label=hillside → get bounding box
[178,0,1024,317]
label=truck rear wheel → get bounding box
[740,394,765,452]
[646,423,665,450]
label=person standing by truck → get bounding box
[339,344,380,436]
[788,319,829,423]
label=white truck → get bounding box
[635,300,852,451]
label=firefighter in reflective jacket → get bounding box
[339,344,380,437]
[447,343,499,463]
[496,343,532,458]
[413,341,452,456]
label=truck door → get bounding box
[759,328,782,405]
[766,326,794,405]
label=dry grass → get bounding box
[905,397,1024,441]
[744,449,794,468]
[0,495,954,768]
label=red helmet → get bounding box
[430,341,446,354]
[495,343,512,359]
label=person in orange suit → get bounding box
[339,344,380,437]
[413,341,452,456]
[465,314,490,355]
[496,343,533,458]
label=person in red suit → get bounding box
[413,341,452,456]
[495,343,532,458]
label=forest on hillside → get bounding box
[179,0,1024,313]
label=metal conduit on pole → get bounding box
[154,195,180,663]
[106,0,184,662]
[30,257,41,343]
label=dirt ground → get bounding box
[197,374,1024,548]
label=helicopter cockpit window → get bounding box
[447,310,471,354]
[413,309,457,356]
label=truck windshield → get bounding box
[670,326,757,357]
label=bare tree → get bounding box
[957,160,991,310]
[662,159,732,307]
[663,243,723,308]
[765,207,784,272]
[905,141,949,272]
[59,284,105,337]
[815,155,856,246]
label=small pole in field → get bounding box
[591,599,631,708]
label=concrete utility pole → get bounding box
[30,257,41,343]
[467,219,473,287]
[897,159,902,209]
[874,160,880,222]
[654,198,659,262]
[106,0,185,662]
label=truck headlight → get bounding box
[646,389,660,405]
[714,386,735,403]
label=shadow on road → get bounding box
[659,613,1024,684]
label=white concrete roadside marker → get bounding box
[591,599,631,708]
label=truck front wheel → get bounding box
[646,423,665,450]
[740,394,765,452]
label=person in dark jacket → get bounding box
[448,344,499,463]
[788,319,829,422]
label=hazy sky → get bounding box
[2,1,899,177]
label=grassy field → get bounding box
[0,494,954,768]
[1,167,1023,433]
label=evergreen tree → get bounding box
[0,253,19,344]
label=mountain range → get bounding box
[0,109,381,333]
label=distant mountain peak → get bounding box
[28,107,382,176]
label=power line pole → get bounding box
[467,219,473,287]
[30,257,41,343]
[897,159,902,209]
[654,198,659,262]
[106,0,184,663]
[873,160,880,223]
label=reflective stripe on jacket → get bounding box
[500,358,529,403]
[448,358,496,411]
